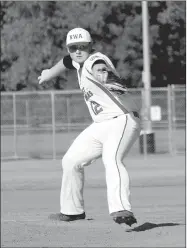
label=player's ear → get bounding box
[88,42,93,52]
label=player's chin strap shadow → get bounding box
[126,222,182,232]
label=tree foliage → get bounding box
[1,1,186,91]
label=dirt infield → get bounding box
[1,155,185,247]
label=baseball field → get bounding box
[1,154,185,247]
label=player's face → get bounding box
[67,42,91,65]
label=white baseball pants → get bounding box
[60,113,141,215]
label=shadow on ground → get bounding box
[126,222,181,232]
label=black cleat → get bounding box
[49,212,86,222]
[111,210,137,226]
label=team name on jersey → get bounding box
[69,34,83,40]
[82,87,93,101]
[89,55,99,61]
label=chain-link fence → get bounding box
[1,85,185,160]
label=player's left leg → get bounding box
[49,123,102,222]
[102,113,141,224]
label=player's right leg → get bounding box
[49,123,102,221]
[102,113,141,225]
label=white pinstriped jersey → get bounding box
[71,52,140,123]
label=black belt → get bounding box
[113,111,140,119]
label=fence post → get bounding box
[13,93,18,158]
[26,99,29,127]
[171,85,176,154]
[142,89,148,159]
[51,92,56,160]
[167,85,174,155]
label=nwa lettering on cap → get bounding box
[69,33,83,40]
[66,28,92,46]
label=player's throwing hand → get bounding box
[92,63,109,84]
[38,69,51,84]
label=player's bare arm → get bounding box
[38,59,67,84]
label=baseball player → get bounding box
[38,28,141,226]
